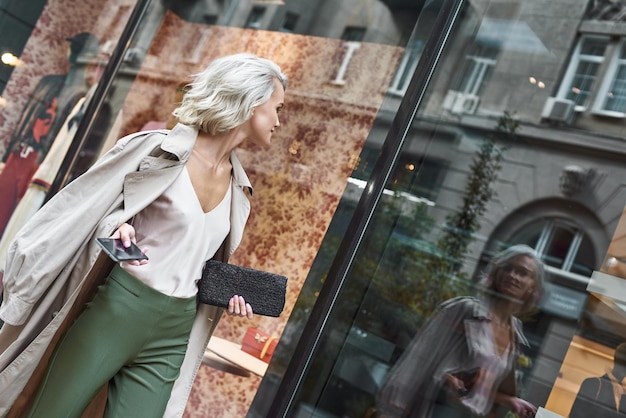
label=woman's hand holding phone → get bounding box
[99,223,149,265]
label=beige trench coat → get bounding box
[0,123,252,417]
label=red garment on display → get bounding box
[0,150,40,237]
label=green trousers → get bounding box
[29,264,197,418]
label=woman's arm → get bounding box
[493,392,537,417]
[0,132,159,325]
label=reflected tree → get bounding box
[421,111,518,314]
[370,111,518,335]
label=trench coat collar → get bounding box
[160,123,196,162]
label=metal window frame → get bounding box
[45,0,153,201]
[265,0,466,416]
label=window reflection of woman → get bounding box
[0,53,287,418]
[376,244,544,418]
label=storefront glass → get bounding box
[0,0,424,416]
[3,0,626,417]
[253,0,626,417]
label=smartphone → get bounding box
[96,238,148,262]
[451,368,480,396]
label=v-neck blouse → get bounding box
[122,167,231,298]
[460,319,514,414]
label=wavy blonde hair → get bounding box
[173,53,288,134]
[483,244,546,315]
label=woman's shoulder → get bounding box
[438,296,484,317]
[115,129,168,150]
[441,296,481,309]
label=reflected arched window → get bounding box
[510,217,595,278]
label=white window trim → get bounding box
[460,55,497,95]
[592,38,626,118]
[557,35,609,112]
[534,219,586,274]
[388,52,419,96]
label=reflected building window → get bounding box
[440,43,497,114]
[246,6,266,29]
[552,34,626,117]
[597,39,626,113]
[559,36,609,109]
[391,153,447,202]
[388,40,423,95]
[162,0,221,24]
[279,11,298,33]
[351,146,446,202]
[510,218,595,280]
[456,44,499,96]
[341,26,366,42]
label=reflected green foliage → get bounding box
[369,112,518,334]
[438,111,518,269]
[419,111,518,315]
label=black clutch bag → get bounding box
[198,259,288,317]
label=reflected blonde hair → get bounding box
[483,244,545,315]
[173,53,288,134]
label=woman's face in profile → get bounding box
[246,80,285,148]
[493,254,537,302]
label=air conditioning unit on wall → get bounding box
[442,90,480,115]
[542,97,576,124]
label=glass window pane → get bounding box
[456,45,498,94]
[566,62,600,106]
[580,37,608,56]
[341,26,366,41]
[604,65,626,111]
[280,11,299,33]
[571,235,595,277]
[544,225,575,269]
[246,6,266,28]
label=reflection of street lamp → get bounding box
[0,96,7,107]
[1,52,24,67]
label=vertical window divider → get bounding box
[44,0,153,202]
[265,0,466,416]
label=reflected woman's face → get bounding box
[493,254,537,302]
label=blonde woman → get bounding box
[0,53,287,418]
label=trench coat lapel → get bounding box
[225,151,252,258]
[122,124,197,219]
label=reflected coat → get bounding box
[375,296,527,418]
[0,123,253,417]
